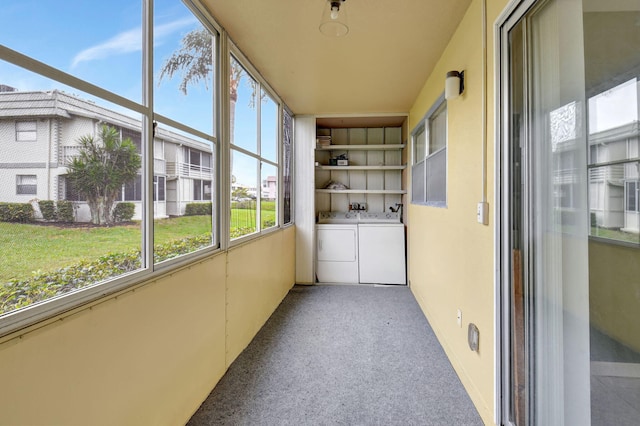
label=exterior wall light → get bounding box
[445,70,465,100]
[320,0,349,37]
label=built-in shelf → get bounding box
[316,144,405,151]
[315,189,407,195]
[316,165,406,171]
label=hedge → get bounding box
[113,202,135,222]
[0,234,211,314]
[185,202,212,216]
[0,202,34,223]
[57,200,74,222]
[39,200,56,221]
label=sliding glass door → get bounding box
[499,0,640,424]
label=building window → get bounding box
[625,181,638,212]
[16,120,37,141]
[193,179,211,201]
[123,175,143,201]
[154,176,166,202]
[411,95,447,206]
[16,175,37,195]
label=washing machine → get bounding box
[316,212,360,283]
[358,212,406,285]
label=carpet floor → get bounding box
[188,284,483,426]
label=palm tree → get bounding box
[66,125,141,225]
[158,28,245,145]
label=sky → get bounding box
[0,0,277,188]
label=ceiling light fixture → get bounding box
[319,0,349,37]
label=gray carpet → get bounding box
[188,284,483,426]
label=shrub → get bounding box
[185,202,212,216]
[230,227,255,238]
[39,200,56,221]
[0,202,34,223]
[56,200,74,222]
[113,202,135,223]
[0,234,211,314]
[263,219,276,228]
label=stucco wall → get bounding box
[0,226,295,425]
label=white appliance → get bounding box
[358,212,406,285]
[315,211,406,285]
[316,212,360,283]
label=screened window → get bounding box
[229,54,279,239]
[411,95,447,206]
[16,175,37,195]
[16,121,37,141]
[625,181,638,212]
[0,0,219,329]
[282,108,293,224]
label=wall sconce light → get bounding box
[320,0,349,37]
[445,70,465,100]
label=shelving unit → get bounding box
[315,126,407,213]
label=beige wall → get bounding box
[407,0,508,424]
[589,239,640,353]
[0,227,295,425]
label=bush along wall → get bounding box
[113,202,135,222]
[185,202,212,216]
[56,200,74,222]
[0,203,34,223]
[0,234,211,314]
[38,200,56,221]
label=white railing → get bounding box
[166,161,213,179]
[61,145,82,165]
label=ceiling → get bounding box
[201,0,472,116]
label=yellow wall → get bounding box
[589,240,640,352]
[407,0,508,424]
[0,227,295,426]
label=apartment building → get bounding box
[0,88,213,220]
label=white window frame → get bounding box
[15,120,37,142]
[411,94,447,207]
[229,48,282,242]
[16,174,37,195]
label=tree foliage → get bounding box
[66,125,141,225]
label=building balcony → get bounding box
[166,161,213,180]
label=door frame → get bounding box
[494,0,539,424]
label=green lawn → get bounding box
[0,216,213,282]
[1,207,279,282]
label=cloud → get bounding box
[71,17,198,69]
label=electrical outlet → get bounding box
[457,309,462,327]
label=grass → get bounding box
[1,205,278,282]
[591,227,640,244]
[0,215,213,282]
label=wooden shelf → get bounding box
[315,189,407,195]
[316,165,406,171]
[316,144,405,151]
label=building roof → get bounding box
[0,90,212,152]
